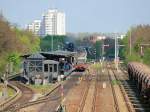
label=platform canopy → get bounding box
[41,50,76,57]
[27,53,46,59]
[43,60,59,64]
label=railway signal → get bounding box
[115,36,125,72]
[101,44,109,73]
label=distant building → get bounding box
[26,9,66,37]
[27,20,41,35]
[77,50,87,63]
[89,36,106,43]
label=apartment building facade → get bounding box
[27,9,66,37]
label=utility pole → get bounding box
[101,40,109,72]
[115,36,118,71]
[115,36,125,72]
[3,64,9,99]
[51,35,53,51]
[102,41,104,60]
[129,30,132,56]
[94,48,96,62]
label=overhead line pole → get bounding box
[129,30,132,56]
[115,36,118,71]
[115,35,125,72]
[51,35,53,51]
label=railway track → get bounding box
[77,75,91,112]
[12,85,60,112]
[107,62,135,112]
[77,68,99,112]
[107,66,120,112]
[3,81,62,112]
[91,73,98,112]
[38,72,84,112]
[4,81,34,111]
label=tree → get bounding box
[143,48,150,66]
[94,41,102,59]
[121,25,150,65]
[40,35,65,51]
[0,16,40,75]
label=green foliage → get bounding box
[0,55,8,74]
[104,38,115,58]
[8,52,20,64]
[14,28,40,53]
[40,35,65,51]
[27,84,52,94]
[126,53,141,62]
[121,25,150,66]
[7,52,21,72]
[0,17,40,75]
[143,48,150,66]
[121,36,141,64]
[94,41,102,58]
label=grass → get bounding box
[112,80,121,85]
[91,63,102,69]
[0,84,15,97]
[27,84,53,94]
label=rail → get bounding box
[0,83,22,111]
[38,83,61,99]
[108,62,135,112]
[4,83,61,112]
[117,65,135,112]
[77,75,90,112]
[91,73,98,112]
[107,67,120,112]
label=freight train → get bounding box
[128,62,150,101]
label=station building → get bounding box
[22,51,76,84]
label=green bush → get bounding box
[143,48,150,66]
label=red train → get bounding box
[74,63,88,72]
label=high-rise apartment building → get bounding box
[27,20,41,35]
[27,9,66,37]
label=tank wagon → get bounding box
[128,62,150,101]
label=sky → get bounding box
[0,0,150,33]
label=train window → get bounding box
[54,64,57,72]
[44,64,48,72]
[49,65,52,72]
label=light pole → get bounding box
[115,36,118,71]
[115,36,125,72]
[94,48,96,62]
[51,35,53,51]
[2,64,9,99]
[129,30,132,56]
[101,40,109,72]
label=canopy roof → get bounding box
[41,50,76,57]
[27,53,46,59]
[43,60,59,64]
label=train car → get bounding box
[74,63,88,72]
[128,62,150,101]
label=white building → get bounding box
[27,9,66,37]
[27,20,41,36]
